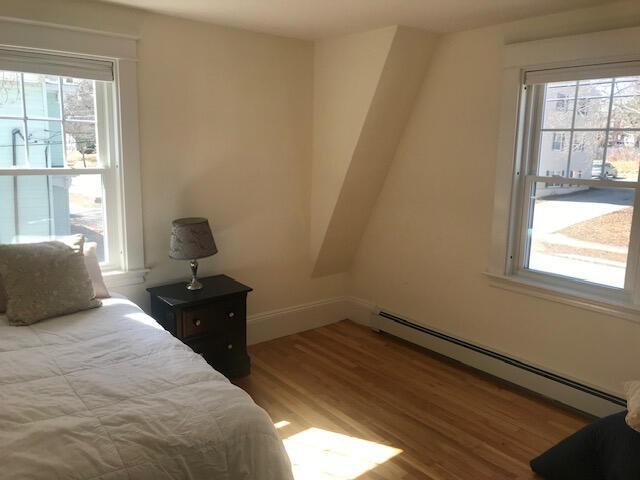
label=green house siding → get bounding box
[0,78,70,244]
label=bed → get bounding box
[0,295,293,479]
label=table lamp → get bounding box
[169,217,217,290]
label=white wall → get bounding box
[3,0,348,318]
[310,26,395,261]
[350,2,640,397]
[6,0,640,397]
[127,13,348,314]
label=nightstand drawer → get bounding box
[189,334,249,375]
[147,275,252,378]
[181,298,242,338]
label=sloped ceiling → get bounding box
[311,26,437,276]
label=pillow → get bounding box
[530,411,640,480]
[625,381,640,432]
[0,237,101,325]
[83,242,110,299]
[0,235,89,314]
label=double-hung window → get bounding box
[509,64,640,300]
[0,50,122,268]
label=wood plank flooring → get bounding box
[234,320,589,480]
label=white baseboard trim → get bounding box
[246,295,624,417]
[246,296,351,345]
[373,308,625,417]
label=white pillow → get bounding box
[83,242,110,298]
[625,381,640,432]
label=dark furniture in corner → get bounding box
[147,275,252,378]
[530,411,640,480]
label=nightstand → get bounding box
[147,275,253,378]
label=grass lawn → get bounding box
[535,207,632,263]
[559,207,632,247]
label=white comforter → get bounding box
[0,296,293,480]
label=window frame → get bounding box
[508,80,640,304]
[488,25,640,319]
[0,17,146,288]
[0,74,117,265]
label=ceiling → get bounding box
[91,0,617,40]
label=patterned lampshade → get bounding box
[169,218,217,260]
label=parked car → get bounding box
[592,162,618,179]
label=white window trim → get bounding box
[488,25,640,320]
[0,16,147,287]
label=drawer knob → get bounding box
[227,343,233,350]
[228,312,235,318]
[193,318,201,327]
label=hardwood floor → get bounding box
[234,320,589,480]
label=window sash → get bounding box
[531,78,640,183]
[0,74,102,170]
[515,177,640,295]
[0,72,122,270]
[512,81,640,299]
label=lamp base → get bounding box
[186,279,203,290]
[186,259,203,290]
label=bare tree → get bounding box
[62,79,97,167]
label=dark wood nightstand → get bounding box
[147,275,253,378]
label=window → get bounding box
[0,48,138,278]
[555,93,568,112]
[551,132,566,152]
[511,72,640,293]
[0,71,113,261]
[0,22,145,286]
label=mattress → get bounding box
[0,295,293,479]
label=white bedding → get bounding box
[0,296,293,479]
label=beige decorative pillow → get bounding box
[625,381,640,432]
[0,235,87,315]
[83,242,110,298]
[0,237,101,325]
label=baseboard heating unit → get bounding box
[373,309,625,417]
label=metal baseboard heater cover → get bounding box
[375,310,625,417]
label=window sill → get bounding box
[102,268,149,288]
[484,272,640,324]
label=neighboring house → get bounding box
[0,75,83,244]
[536,78,629,197]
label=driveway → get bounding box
[532,187,633,233]
[529,187,632,288]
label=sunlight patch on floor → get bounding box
[282,427,402,480]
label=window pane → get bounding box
[26,120,65,168]
[569,131,605,179]
[538,131,570,176]
[574,79,612,129]
[527,183,632,288]
[0,71,23,117]
[606,131,640,181]
[63,79,96,122]
[0,174,106,261]
[614,77,640,96]
[64,121,99,168]
[542,82,576,129]
[0,119,26,167]
[24,74,61,119]
[610,95,640,129]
